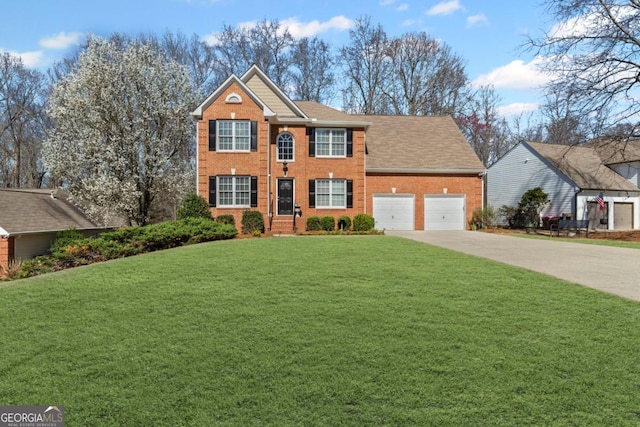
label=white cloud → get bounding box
[497,102,539,117]
[466,13,488,28]
[203,16,354,44]
[2,49,46,68]
[280,16,354,38]
[379,0,396,5]
[426,0,463,16]
[401,19,417,26]
[472,57,552,90]
[397,3,409,11]
[39,32,84,50]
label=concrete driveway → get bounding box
[387,231,640,302]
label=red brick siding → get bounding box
[366,174,483,230]
[269,125,366,231]
[0,236,15,275]
[197,83,269,227]
[197,83,367,231]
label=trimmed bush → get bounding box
[320,216,335,231]
[306,216,322,231]
[337,215,351,231]
[50,229,86,254]
[177,193,212,220]
[216,214,235,226]
[353,214,375,231]
[16,218,238,279]
[241,210,264,235]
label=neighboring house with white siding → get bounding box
[0,189,115,273]
[487,140,640,230]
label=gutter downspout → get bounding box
[196,121,200,195]
[266,118,272,231]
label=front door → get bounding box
[277,179,294,215]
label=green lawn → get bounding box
[1,236,639,426]
[517,231,640,249]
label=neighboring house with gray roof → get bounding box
[193,65,484,232]
[0,189,114,272]
[487,141,640,230]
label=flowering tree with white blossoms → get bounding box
[44,37,198,225]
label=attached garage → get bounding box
[424,195,466,230]
[614,202,634,230]
[372,194,415,231]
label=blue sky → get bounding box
[1,0,555,116]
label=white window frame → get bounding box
[315,179,346,208]
[276,132,295,162]
[316,128,346,158]
[218,176,251,207]
[217,120,251,152]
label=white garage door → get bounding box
[424,195,465,230]
[373,194,415,231]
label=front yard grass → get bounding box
[1,236,639,426]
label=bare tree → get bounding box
[290,37,336,103]
[457,85,509,166]
[0,52,47,188]
[384,32,468,116]
[44,37,198,226]
[212,20,294,90]
[529,0,640,136]
[339,16,392,114]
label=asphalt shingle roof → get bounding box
[0,189,101,235]
[294,101,484,172]
[526,141,640,191]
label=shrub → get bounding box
[337,215,351,231]
[241,210,264,235]
[353,214,375,231]
[216,214,235,226]
[15,218,237,279]
[50,228,86,254]
[320,216,335,231]
[499,188,550,229]
[306,216,322,231]
[471,206,497,229]
[177,193,212,220]
[0,258,23,279]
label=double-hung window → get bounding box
[316,129,346,157]
[217,120,251,151]
[315,179,346,208]
[217,176,250,207]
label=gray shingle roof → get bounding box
[526,141,640,191]
[363,115,484,171]
[293,102,484,172]
[587,138,640,165]
[0,189,103,236]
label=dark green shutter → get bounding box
[208,120,216,151]
[250,176,258,207]
[309,180,316,208]
[250,121,258,152]
[208,176,216,206]
[346,129,353,157]
[346,180,353,208]
[308,128,315,157]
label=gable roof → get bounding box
[363,115,485,173]
[241,66,307,118]
[0,189,107,236]
[191,72,274,119]
[525,141,639,191]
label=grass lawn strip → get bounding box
[1,236,639,426]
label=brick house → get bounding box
[0,189,114,273]
[192,65,484,233]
